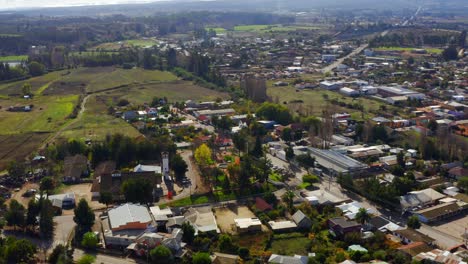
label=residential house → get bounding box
[448,166,468,180]
[414,202,468,224]
[414,249,468,264]
[184,207,220,234]
[234,218,262,233]
[255,197,273,212]
[292,210,312,230]
[397,242,433,258]
[268,220,297,233]
[91,170,162,201]
[268,254,308,264]
[328,217,362,237]
[393,229,435,245]
[63,155,89,183]
[399,188,445,210]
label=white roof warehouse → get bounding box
[307,147,368,176]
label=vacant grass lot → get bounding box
[0,95,79,134]
[269,233,311,255]
[0,70,65,96]
[91,38,158,50]
[205,27,227,33]
[0,133,50,170]
[374,46,443,54]
[267,83,399,120]
[0,55,28,62]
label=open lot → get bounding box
[374,46,443,54]
[0,55,28,62]
[268,233,311,256]
[267,84,401,119]
[0,70,65,96]
[61,183,106,211]
[91,38,158,51]
[0,133,50,170]
[214,205,267,234]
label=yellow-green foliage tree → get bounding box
[194,144,213,167]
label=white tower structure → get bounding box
[162,152,170,180]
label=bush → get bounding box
[81,232,98,249]
[238,247,250,259]
[303,174,319,184]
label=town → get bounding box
[0,0,467,264]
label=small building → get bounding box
[234,218,262,233]
[413,202,468,224]
[63,155,89,183]
[150,206,174,227]
[122,111,138,121]
[268,254,308,264]
[448,166,468,180]
[397,242,433,258]
[340,87,359,97]
[400,188,445,210]
[184,207,220,234]
[328,217,362,237]
[320,81,343,90]
[255,197,273,212]
[212,252,240,264]
[42,192,76,210]
[291,210,312,230]
[268,220,297,233]
[393,229,435,245]
[322,54,337,62]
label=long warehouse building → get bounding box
[308,148,368,176]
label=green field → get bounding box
[92,38,158,50]
[205,27,227,34]
[234,25,271,31]
[269,233,311,255]
[0,70,65,96]
[0,95,79,134]
[267,81,400,120]
[374,46,443,54]
[69,51,118,57]
[0,55,28,62]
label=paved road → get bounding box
[321,44,369,73]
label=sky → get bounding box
[0,0,164,9]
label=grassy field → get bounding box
[0,70,65,96]
[0,133,50,170]
[91,38,158,50]
[205,27,227,33]
[374,46,443,54]
[69,51,118,57]
[0,55,28,62]
[234,25,271,31]
[267,82,398,120]
[232,24,322,32]
[0,95,79,134]
[269,233,311,255]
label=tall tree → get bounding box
[194,144,213,167]
[121,178,154,204]
[39,199,54,238]
[282,190,295,212]
[6,199,25,230]
[181,222,195,245]
[26,199,40,229]
[407,215,421,229]
[98,191,113,208]
[40,177,55,198]
[73,199,95,235]
[355,208,371,225]
[171,154,188,181]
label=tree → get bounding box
[285,146,294,161]
[194,144,213,166]
[171,154,188,181]
[22,82,32,95]
[28,61,45,76]
[77,254,96,264]
[458,176,468,191]
[26,199,40,229]
[73,199,95,234]
[150,245,173,264]
[296,154,315,169]
[6,199,25,230]
[407,215,421,229]
[49,244,73,264]
[5,238,37,263]
[355,208,371,225]
[282,190,295,211]
[218,234,237,254]
[39,199,55,238]
[121,178,154,204]
[281,127,293,142]
[98,191,113,208]
[181,222,195,244]
[192,252,212,264]
[256,102,292,125]
[427,119,438,133]
[442,46,458,61]
[40,176,55,197]
[238,247,250,260]
[7,160,25,179]
[81,232,99,249]
[397,152,405,168]
[303,174,320,185]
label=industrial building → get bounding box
[307,148,368,176]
